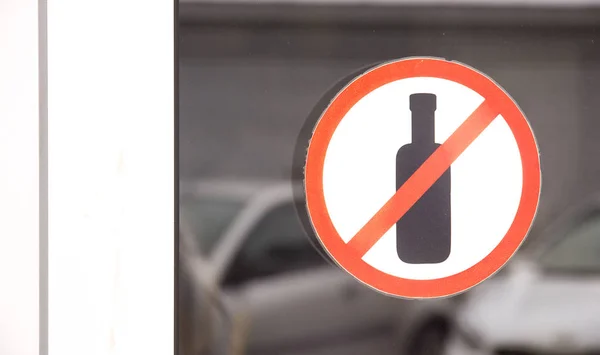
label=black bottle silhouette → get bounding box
[396,93,451,264]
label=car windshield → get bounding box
[538,213,600,273]
[180,195,245,257]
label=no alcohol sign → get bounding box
[303,57,541,299]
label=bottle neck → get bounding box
[409,93,437,145]
[411,110,435,144]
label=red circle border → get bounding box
[304,57,541,299]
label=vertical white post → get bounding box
[0,0,41,354]
[47,1,175,354]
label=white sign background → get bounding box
[323,77,523,280]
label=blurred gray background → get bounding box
[179,0,600,242]
[177,3,600,355]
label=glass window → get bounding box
[180,196,245,256]
[222,202,329,287]
[538,214,600,273]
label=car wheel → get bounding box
[405,321,449,355]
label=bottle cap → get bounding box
[409,93,437,112]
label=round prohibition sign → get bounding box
[304,57,541,299]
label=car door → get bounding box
[218,200,398,355]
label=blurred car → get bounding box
[180,179,458,355]
[444,195,600,355]
[179,222,236,355]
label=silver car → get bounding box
[180,179,458,355]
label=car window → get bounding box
[180,195,245,257]
[222,201,330,287]
[538,213,600,273]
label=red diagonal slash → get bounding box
[346,99,500,256]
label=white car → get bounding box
[180,179,457,355]
[444,196,600,355]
